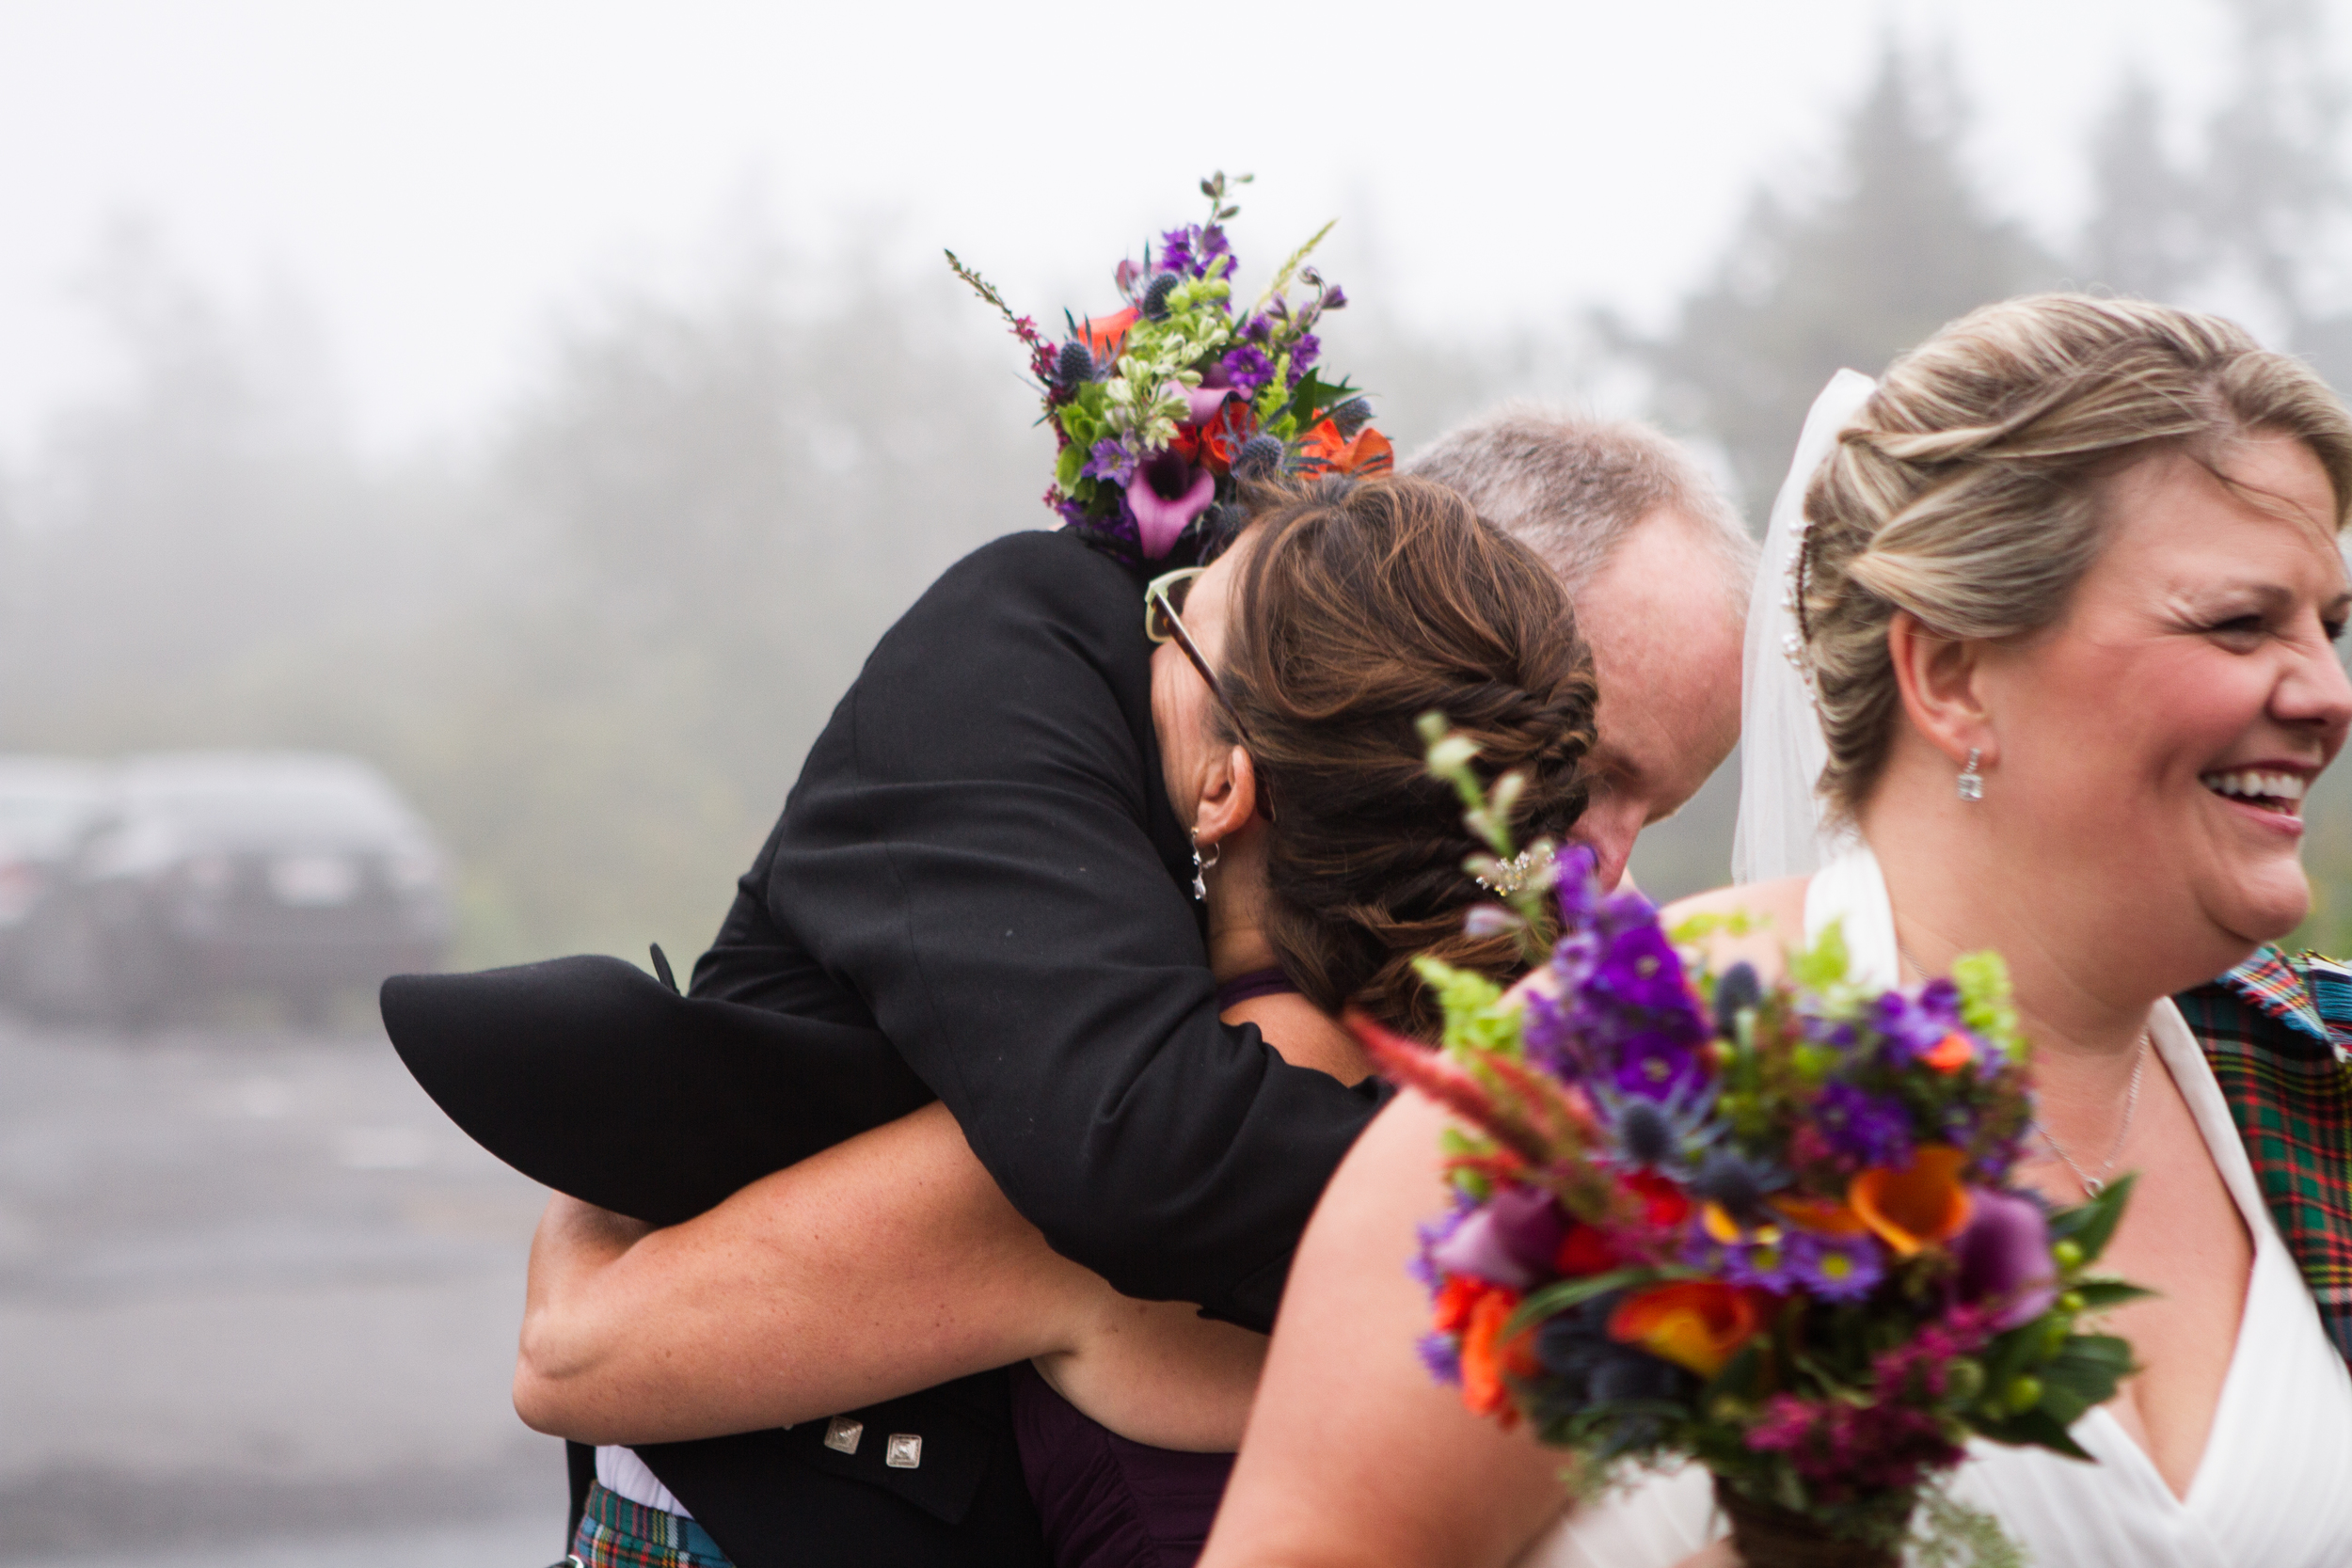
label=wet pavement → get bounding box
[0,1007,568,1561]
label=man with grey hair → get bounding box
[1406,403,1753,890]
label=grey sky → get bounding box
[0,0,2311,459]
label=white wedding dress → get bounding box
[1519,844,2352,1568]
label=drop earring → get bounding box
[1957,748,1983,802]
[1190,832,1219,901]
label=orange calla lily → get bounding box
[1769,1194,1871,1235]
[1295,417,1395,477]
[1848,1144,1974,1257]
[1079,306,1138,360]
[1922,1032,1976,1073]
[1607,1280,1768,1379]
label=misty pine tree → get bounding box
[1624,44,2060,523]
[2080,70,2207,302]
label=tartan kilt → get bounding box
[2179,948,2352,1366]
[571,1481,737,1568]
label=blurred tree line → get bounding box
[2,0,2349,970]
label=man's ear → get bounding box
[1191,746,1259,846]
[1885,610,1994,768]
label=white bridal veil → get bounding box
[1728,369,1878,886]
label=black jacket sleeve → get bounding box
[744,531,1384,1331]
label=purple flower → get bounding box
[1219,344,1276,396]
[1156,227,1197,277]
[1687,1224,1793,1292]
[1126,451,1216,560]
[1240,311,1274,344]
[1786,1227,1885,1302]
[1289,333,1321,382]
[1590,922,1707,1036]
[1410,1192,1476,1291]
[1613,1032,1705,1100]
[1417,1332,1463,1386]
[1815,1082,1914,1168]
[1324,283,1348,309]
[1486,1183,1570,1276]
[1872,989,1954,1063]
[1082,436,1137,487]
[1954,1187,2058,1329]
[1430,1204,1539,1291]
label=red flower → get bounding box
[1624,1170,1692,1228]
[1458,1284,1535,1421]
[1554,1223,1623,1277]
[1195,399,1259,475]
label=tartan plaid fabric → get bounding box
[571,1481,736,1568]
[2179,945,2352,1366]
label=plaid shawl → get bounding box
[2178,946,2352,1365]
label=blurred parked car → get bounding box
[8,752,451,1026]
[0,756,113,975]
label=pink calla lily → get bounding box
[1183,385,1239,426]
[1127,451,1217,560]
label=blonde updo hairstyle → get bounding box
[1800,293,2352,819]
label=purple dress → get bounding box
[1008,1361,1235,1568]
[1007,967,1295,1568]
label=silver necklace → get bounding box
[2032,1037,2147,1197]
[1899,942,2146,1198]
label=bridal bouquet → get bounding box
[1355,722,2146,1567]
[947,171,1391,564]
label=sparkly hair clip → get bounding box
[1473,845,1557,897]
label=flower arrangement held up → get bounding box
[947,172,1391,564]
[1350,719,2150,1567]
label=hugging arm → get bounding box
[1199,1093,1569,1568]
[515,1101,1270,1451]
[705,532,1385,1330]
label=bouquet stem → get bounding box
[1712,1477,1913,1568]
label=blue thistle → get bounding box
[1141,273,1181,321]
[1054,341,1096,386]
[1232,435,1284,480]
[1329,396,1374,436]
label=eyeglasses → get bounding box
[1146,566,1260,753]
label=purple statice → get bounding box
[1219,344,1277,396]
[1081,436,1138,487]
[1815,1081,1914,1169]
[1785,1227,1886,1303]
[1417,1331,1463,1386]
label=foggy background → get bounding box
[5,0,2352,1561]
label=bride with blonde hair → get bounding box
[1204,293,2352,1568]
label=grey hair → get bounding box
[1402,403,1756,606]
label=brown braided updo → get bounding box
[1216,475,1598,1038]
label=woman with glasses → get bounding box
[511,474,1600,1568]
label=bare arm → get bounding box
[1200,1092,1568,1568]
[516,992,1359,1451]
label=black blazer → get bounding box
[387,530,1388,1567]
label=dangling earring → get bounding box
[1190,832,1219,902]
[1957,748,1983,802]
